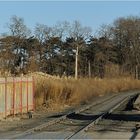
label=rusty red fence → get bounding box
[0,77,34,118]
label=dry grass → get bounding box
[33,74,140,111]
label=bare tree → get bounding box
[70,20,92,79]
[34,23,52,69]
[6,16,31,74]
[52,21,70,39]
[35,23,52,42]
[8,15,31,37]
[112,16,140,79]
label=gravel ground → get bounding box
[16,90,140,139]
[0,90,140,139]
[0,92,116,138]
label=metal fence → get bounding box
[0,77,34,118]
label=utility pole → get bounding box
[135,65,138,79]
[88,60,91,78]
[75,46,78,79]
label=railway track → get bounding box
[10,91,140,139]
[65,94,130,139]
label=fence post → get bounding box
[27,77,28,112]
[20,77,22,114]
[5,77,7,118]
[32,76,35,111]
[13,77,15,116]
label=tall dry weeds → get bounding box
[34,74,140,111]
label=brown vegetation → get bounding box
[0,15,140,111]
[0,16,140,79]
[34,73,140,111]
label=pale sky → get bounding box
[0,1,140,35]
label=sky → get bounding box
[0,1,140,35]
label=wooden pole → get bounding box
[135,65,138,79]
[13,77,15,117]
[75,46,78,79]
[20,77,22,115]
[32,76,35,111]
[5,77,7,118]
[27,77,29,112]
[88,61,91,78]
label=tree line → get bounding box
[0,15,140,79]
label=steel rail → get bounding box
[65,94,136,140]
